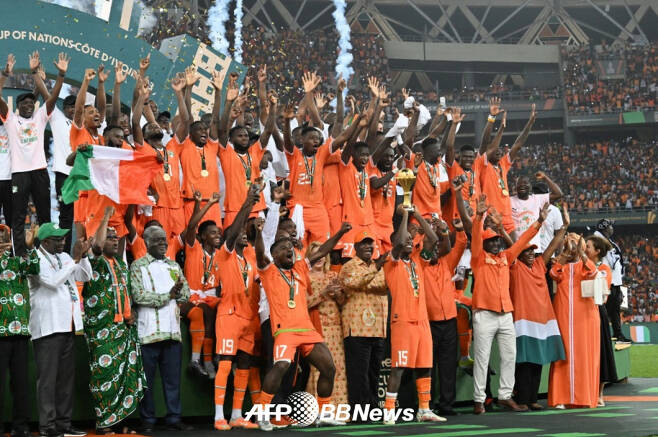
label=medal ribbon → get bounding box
[404,259,420,297]
[237,152,253,182]
[237,255,251,296]
[303,155,317,186]
[202,250,214,288]
[493,164,506,192]
[425,160,438,189]
[104,257,131,322]
[277,267,296,307]
[358,169,367,201]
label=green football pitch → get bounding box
[630,344,658,378]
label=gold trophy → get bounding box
[396,168,416,208]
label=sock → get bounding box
[385,392,397,411]
[214,360,232,420]
[231,369,249,419]
[258,391,274,406]
[188,307,204,358]
[317,396,331,414]
[416,377,431,410]
[202,338,214,362]
[248,367,262,401]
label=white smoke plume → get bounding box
[44,0,96,15]
[208,0,231,57]
[136,0,158,36]
[233,0,244,62]
[332,0,353,84]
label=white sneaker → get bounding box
[315,417,347,427]
[204,361,216,379]
[555,404,565,410]
[382,409,396,425]
[417,409,447,422]
[257,420,273,431]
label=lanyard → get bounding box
[493,164,507,194]
[237,255,251,296]
[237,151,253,182]
[358,168,367,201]
[202,250,214,287]
[103,256,130,322]
[277,267,297,309]
[39,247,78,303]
[425,160,439,189]
[155,145,170,176]
[303,154,317,186]
[403,259,420,297]
[466,169,475,198]
[198,146,208,176]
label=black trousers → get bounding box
[0,179,12,227]
[260,319,297,404]
[32,332,75,432]
[55,172,73,253]
[0,335,30,431]
[430,319,458,411]
[140,340,182,426]
[606,285,623,338]
[514,362,542,405]
[344,336,385,411]
[11,169,51,256]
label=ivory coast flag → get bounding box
[61,145,161,205]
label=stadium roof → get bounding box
[227,0,657,45]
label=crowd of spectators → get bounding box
[618,233,658,322]
[563,41,658,114]
[508,138,658,212]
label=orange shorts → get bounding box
[73,194,88,224]
[300,205,330,246]
[216,313,258,355]
[183,199,222,229]
[339,224,380,258]
[272,329,323,363]
[223,208,264,229]
[151,206,185,239]
[326,204,342,236]
[390,320,432,368]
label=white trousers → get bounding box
[472,310,516,403]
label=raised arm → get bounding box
[254,220,270,269]
[184,66,198,118]
[124,204,138,243]
[109,62,127,126]
[536,171,563,202]
[131,78,150,146]
[74,68,96,127]
[208,69,224,142]
[340,114,367,164]
[485,111,506,160]
[480,97,502,154]
[509,103,536,162]
[184,192,220,247]
[391,205,410,259]
[257,65,268,124]
[307,222,352,266]
[171,73,189,141]
[0,54,16,117]
[34,52,69,115]
[542,204,570,264]
[471,195,488,262]
[260,91,277,146]
[506,202,547,261]
[331,76,346,139]
[336,114,362,161]
[452,179,473,234]
[371,135,395,166]
[95,64,108,124]
[413,208,439,252]
[302,71,323,128]
[445,108,465,165]
[224,185,260,251]
[282,103,295,153]
[132,53,150,109]
[218,73,239,145]
[91,206,114,256]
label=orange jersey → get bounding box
[129,233,183,261]
[143,138,183,209]
[368,162,396,241]
[339,159,374,226]
[322,153,342,210]
[179,137,220,199]
[475,153,512,221]
[70,125,104,223]
[408,153,450,218]
[287,138,337,208]
[384,250,430,323]
[218,142,266,213]
[216,244,259,319]
[259,259,316,335]
[84,192,127,237]
[447,161,480,213]
[184,240,220,297]
[424,231,467,321]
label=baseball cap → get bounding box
[482,228,501,241]
[16,92,37,104]
[354,230,376,244]
[37,223,69,240]
[523,244,538,252]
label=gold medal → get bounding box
[246,180,252,188]
[201,169,209,178]
[163,173,171,181]
[288,299,296,309]
[502,188,509,197]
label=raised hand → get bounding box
[538,202,549,223]
[401,88,409,100]
[209,192,221,204]
[97,64,109,83]
[530,102,537,120]
[138,77,150,99]
[367,76,379,97]
[84,68,96,82]
[561,203,570,227]
[337,75,346,92]
[489,97,502,116]
[193,190,202,202]
[283,102,296,120]
[476,194,488,216]
[451,176,464,192]
[254,217,265,232]
[226,78,239,101]
[115,62,127,84]
[139,53,150,72]
[4,54,16,75]
[257,64,267,83]
[501,110,507,128]
[453,218,464,232]
[339,222,352,234]
[453,107,466,123]
[268,90,278,105]
[37,64,46,82]
[314,92,326,109]
[185,65,201,87]
[302,71,321,93]
[28,51,40,70]
[53,52,70,75]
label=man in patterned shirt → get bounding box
[130,226,192,433]
[0,224,39,437]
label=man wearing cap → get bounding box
[0,52,69,256]
[470,195,545,414]
[30,223,92,437]
[0,224,39,437]
[595,219,630,342]
[339,230,389,414]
